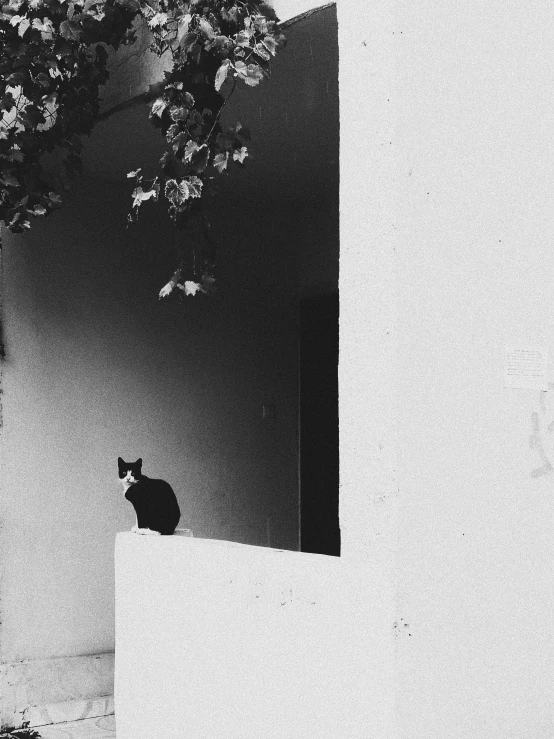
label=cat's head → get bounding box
[118,457,142,486]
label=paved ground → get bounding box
[36,715,115,739]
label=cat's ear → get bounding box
[117,457,124,467]
[136,458,142,467]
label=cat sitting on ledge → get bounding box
[118,457,181,536]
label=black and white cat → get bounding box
[118,457,181,536]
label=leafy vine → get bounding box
[0,0,285,296]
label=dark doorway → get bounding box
[299,293,340,556]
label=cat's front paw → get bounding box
[136,527,161,536]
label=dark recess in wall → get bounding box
[299,292,340,556]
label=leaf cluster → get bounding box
[0,0,139,230]
[0,0,285,300]
[127,0,284,219]
[0,729,42,739]
[127,0,285,296]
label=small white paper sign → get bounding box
[504,346,548,390]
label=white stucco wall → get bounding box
[115,533,395,739]
[3,0,551,736]
[339,1,554,737]
[271,0,325,22]
[395,3,554,736]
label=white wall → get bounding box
[10,0,552,735]
[338,0,554,737]
[271,0,327,22]
[115,533,395,739]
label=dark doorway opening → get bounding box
[299,292,340,556]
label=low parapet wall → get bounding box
[114,532,395,739]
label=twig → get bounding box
[205,78,236,144]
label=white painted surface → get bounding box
[6,0,552,735]
[0,653,114,730]
[38,714,115,739]
[26,695,114,729]
[271,0,326,22]
[338,0,554,737]
[115,533,395,739]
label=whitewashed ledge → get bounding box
[0,653,114,731]
[25,694,114,729]
[115,532,395,739]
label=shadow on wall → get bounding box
[0,3,339,663]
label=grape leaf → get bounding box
[179,31,196,53]
[214,59,230,91]
[164,176,202,206]
[182,280,203,295]
[185,176,202,198]
[18,17,30,36]
[263,36,277,55]
[6,149,25,163]
[170,131,189,153]
[46,191,62,207]
[35,72,51,89]
[32,17,54,38]
[0,94,16,113]
[176,13,191,41]
[132,186,158,207]
[190,145,209,174]
[164,178,186,206]
[183,140,199,161]
[6,72,27,85]
[213,152,228,173]
[148,11,167,28]
[252,16,268,34]
[253,43,270,61]
[19,105,45,128]
[200,274,217,294]
[116,0,140,10]
[150,98,167,117]
[165,123,180,142]
[233,146,248,163]
[169,105,188,121]
[0,172,20,187]
[234,61,263,87]
[138,2,154,19]
[216,132,234,151]
[60,19,82,41]
[197,17,214,39]
[221,6,238,23]
[159,280,175,298]
[28,203,48,215]
[235,29,251,46]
